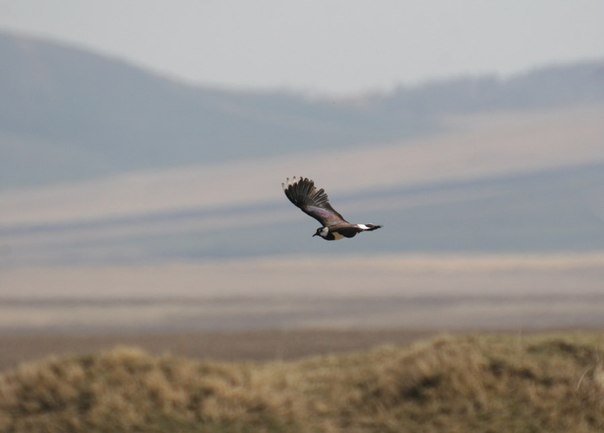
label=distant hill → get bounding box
[1,332,603,433]
[1,31,603,188]
[1,31,603,262]
[373,61,604,115]
[0,32,429,188]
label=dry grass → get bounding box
[0,329,434,371]
[1,332,603,432]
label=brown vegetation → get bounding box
[1,332,603,432]
[0,329,434,371]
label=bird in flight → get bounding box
[282,176,382,240]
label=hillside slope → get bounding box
[1,332,603,432]
[2,104,604,265]
[0,31,428,188]
[1,31,602,188]
[2,31,604,265]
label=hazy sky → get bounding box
[1,0,603,95]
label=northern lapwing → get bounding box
[282,176,382,240]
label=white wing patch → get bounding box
[282,176,300,191]
[357,224,370,230]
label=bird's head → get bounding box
[313,227,329,238]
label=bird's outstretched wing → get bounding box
[282,176,348,227]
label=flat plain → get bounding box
[1,253,603,371]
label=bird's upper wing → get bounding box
[282,176,348,226]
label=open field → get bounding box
[2,252,600,432]
[1,331,603,433]
[1,253,603,334]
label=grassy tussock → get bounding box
[1,333,603,432]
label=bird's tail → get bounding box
[359,224,382,231]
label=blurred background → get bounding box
[0,1,603,357]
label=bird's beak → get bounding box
[312,233,318,237]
